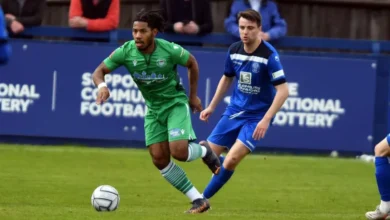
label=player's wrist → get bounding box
[189,94,197,99]
[263,115,272,121]
[208,104,216,111]
[97,82,107,89]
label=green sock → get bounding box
[186,142,206,162]
[160,161,194,194]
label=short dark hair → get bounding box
[134,9,165,32]
[237,9,262,27]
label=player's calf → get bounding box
[367,135,390,219]
[202,141,250,199]
[223,140,250,170]
[375,139,390,157]
[169,140,221,174]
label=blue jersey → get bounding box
[223,40,286,118]
[0,7,10,64]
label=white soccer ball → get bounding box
[91,185,120,212]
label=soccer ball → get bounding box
[91,185,120,211]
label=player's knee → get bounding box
[149,150,170,170]
[375,141,390,157]
[151,156,170,170]
[169,141,188,161]
[170,147,188,161]
[223,156,240,170]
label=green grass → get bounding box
[0,144,379,220]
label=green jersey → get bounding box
[103,38,190,110]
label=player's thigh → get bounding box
[237,120,262,152]
[148,141,171,169]
[224,140,251,170]
[144,110,168,147]
[207,115,242,151]
[374,134,390,157]
[167,102,196,143]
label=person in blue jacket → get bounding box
[224,0,287,41]
[0,6,11,64]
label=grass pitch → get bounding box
[0,144,378,220]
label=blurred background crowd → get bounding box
[1,0,389,44]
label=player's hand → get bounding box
[252,118,271,140]
[96,87,110,105]
[189,96,203,114]
[200,107,214,122]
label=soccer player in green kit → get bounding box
[91,9,220,214]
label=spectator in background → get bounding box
[0,0,45,35]
[0,6,11,64]
[160,0,213,35]
[69,0,119,32]
[225,0,286,41]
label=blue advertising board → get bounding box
[0,41,377,153]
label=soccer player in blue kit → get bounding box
[199,9,289,200]
[0,6,11,64]
[365,134,390,219]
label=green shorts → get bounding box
[144,102,197,146]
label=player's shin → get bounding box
[160,160,203,201]
[186,142,207,162]
[203,165,234,199]
[375,157,390,213]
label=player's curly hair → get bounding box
[134,9,165,32]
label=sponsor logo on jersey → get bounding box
[252,62,260,73]
[133,71,167,84]
[156,58,166,67]
[239,71,252,84]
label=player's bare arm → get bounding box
[200,75,234,122]
[208,75,234,110]
[92,62,112,105]
[264,82,289,120]
[185,54,203,113]
[252,82,289,140]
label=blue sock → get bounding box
[219,155,225,164]
[203,165,234,199]
[375,157,390,201]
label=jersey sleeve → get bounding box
[224,50,235,77]
[267,52,286,86]
[170,42,190,66]
[103,46,125,71]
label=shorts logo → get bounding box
[169,128,185,137]
[252,62,260,73]
[156,58,166,67]
[239,71,252,84]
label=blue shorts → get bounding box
[386,133,390,145]
[207,115,261,152]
